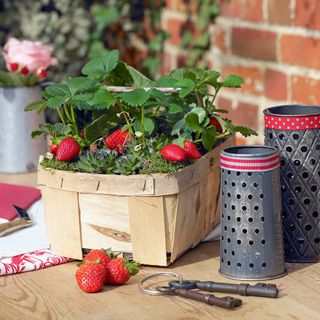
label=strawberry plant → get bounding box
[27,49,257,175]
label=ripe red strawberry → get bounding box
[209,117,223,133]
[105,258,139,285]
[56,137,80,162]
[20,66,29,76]
[160,144,186,162]
[9,62,19,72]
[183,141,201,160]
[83,249,112,270]
[49,144,58,154]
[75,262,106,293]
[104,129,130,153]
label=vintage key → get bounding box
[156,286,242,310]
[169,280,279,298]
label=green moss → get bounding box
[140,152,184,175]
[40,158,76,171]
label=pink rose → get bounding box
[3,37,57,73]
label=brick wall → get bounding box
[162,0,320,144]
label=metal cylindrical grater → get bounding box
[219,146,286,280]
[264,105,320,262]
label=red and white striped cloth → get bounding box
[220,153,280,172]
[265,114,320,130]
[0,249,72,275]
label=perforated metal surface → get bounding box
[265,128,320,262]
[220,147,286,280]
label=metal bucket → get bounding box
[264,105,320,262]
[0,86,46,173]
[219,146,286,280]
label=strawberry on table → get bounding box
[160,144,186,162]
[83,249,111,270]
[75,262,106,293]
[183,141,201,160]
[104,129,130,153]
[105,257,139,285]
[56,137,80,162]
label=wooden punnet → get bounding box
[38,136,234,266]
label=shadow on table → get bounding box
[169,241,220,269]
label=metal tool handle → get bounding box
[175,289,242,310]
[196,281,278,298]
[0,219,32,237]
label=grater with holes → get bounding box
[264,105,320,262]
[219,146,286,280]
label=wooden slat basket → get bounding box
[38,136,234,266]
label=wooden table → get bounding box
[1,174,320,320]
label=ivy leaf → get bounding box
[45,84,70,97]
[168,103,183,114]
[185,112,201,131]
[81,50,119,78]
[134,117,155,135]
[119,89,150,106]
[231,126,258,137]
[84,115,111,143]
[47,96,66,109]
[222,74,244,88]
[202,126,217,150]
[175,79,195,98]
[67,77,96,96]
[126,65,153,87]
[93,88,116,109]
[25,99,46,112]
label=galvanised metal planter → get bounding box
[220,146,286,280]
[264,105,320,262]
[0,86,46,173]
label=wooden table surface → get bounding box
[1,173,320,320]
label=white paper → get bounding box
[0,200,49,257]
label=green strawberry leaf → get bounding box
[231,125,258,137]
[192,107,206,123]
[185,112,201,131]
[154,75,177,88]
[126,65,153,87]
[81,50,119,78]
[175,79,195,98]
[168,103,183,114]
[93,88,116,109]
[222,74,244,88]
[84,114,111,143]
[171,118,186,136]
[202,126,217,150]
[25,99,46,112]
[47,96,66,109]
[134,117,155,135]
[45,84,70,97]
[67,77,96,96]
[119,89,150,106]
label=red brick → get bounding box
[291,75,320,105]
[213,25,227,53]
[222,65,263,96]
[295,0,320,29]
[217,97,259,130]
[166,18,184,45]
[220,0,263,22]
[264,69,287,100]
[281,35,320,69]
[268,0,291,25]
[166,0,198,13]
[231,27,277,61]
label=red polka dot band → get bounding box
[265,114,320,130]
[220,153,280,172]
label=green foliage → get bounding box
[31,48,256,175]
[0,71,40,87]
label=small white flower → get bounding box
[45,152,54,160]
[135,131,143,138]
[39,155,45,163]
[159,106,166,112]
[134,144,142,151]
